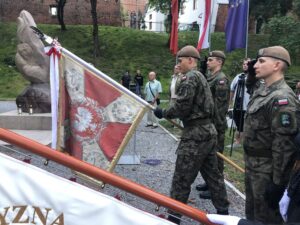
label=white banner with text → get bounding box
[0,153,172,225]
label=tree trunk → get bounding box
[56,0,67,31]
[90,0,100,61]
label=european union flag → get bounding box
[225,0,248,52]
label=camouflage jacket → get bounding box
[207,71,230,132]
[163,68,217,141]
[244,79,299,185]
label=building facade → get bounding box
[144,0,229,33]
[0,0,122,26]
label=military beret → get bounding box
[257,46,291,66]
[208,50,226,60]
[177,45,200,60]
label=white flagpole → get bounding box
[245,0,250,57]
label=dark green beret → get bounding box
[177,45,200,60]
[257,46,291,66]
[208,50,226,60]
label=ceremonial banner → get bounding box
[225,0,248,52]
[0,153,172,225]
[59,50,148,172]
[169,0,178,55]
[197,0,211,50]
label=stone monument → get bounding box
[15,10,51,113]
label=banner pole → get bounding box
[245,0,250,58]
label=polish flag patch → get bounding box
[278,98,288,105]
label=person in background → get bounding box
[134,69,143,97]
[154,45,229,224]
[243,46,298,223]
[197,50,230,200]
[121,71,131,89]
[227,58,251,148]
[144,71,162,129]
[169,65,182,107]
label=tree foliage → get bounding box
[264,16,300,64]
[293,0,300,17]
[147,0,172,14]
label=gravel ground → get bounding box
[0,102,245,224]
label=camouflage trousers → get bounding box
[216,130,225,175]
[168,138,229,219]
[245,166,283,223]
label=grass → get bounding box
[1,22,300,100]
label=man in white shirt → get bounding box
[228,58,251,147]
[144,71,162,128]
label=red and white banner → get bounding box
[197,0,211,50]
[0,153,172,225]
[59,51,148,172]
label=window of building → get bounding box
[193,0,198,10]
[149,14,152,20]
[49,5,57,16]
[149,22,152,30]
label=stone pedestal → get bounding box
[0,110,51,130]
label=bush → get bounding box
[264,16,300,64]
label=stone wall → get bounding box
[0,0,121,26]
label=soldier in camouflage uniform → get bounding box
[243,46,298,223]
[154,45,229,224]
[198,51,230,199]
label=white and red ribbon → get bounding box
[45,40,62,149]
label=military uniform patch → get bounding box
[280,112,292,127]
[278,98,288,105]
[181,75,187,81]
[219,80,225,85]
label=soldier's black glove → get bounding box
[264,182,285,209]
[199,56,208,76]
[154,107,163,119]
[246,59,257,95]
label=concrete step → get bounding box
[0,129,52,146]
[0,110,51,130]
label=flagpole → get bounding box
[208,0,214,52]
[245,0,250,57]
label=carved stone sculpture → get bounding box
[15,10,51,113]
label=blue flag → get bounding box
[225,0,248,52]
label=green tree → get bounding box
[264,16,300,64]
[293,0,300,17]
[249,0,293,33]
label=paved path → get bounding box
[0,101,245,224]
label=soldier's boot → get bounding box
[195,183,208,191]
[199,190,211,199]
[167,215,181,224]
[217,209,229,215]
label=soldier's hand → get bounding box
[206,214,241,225]
[264,182,285,209]
[154,107,163,119]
